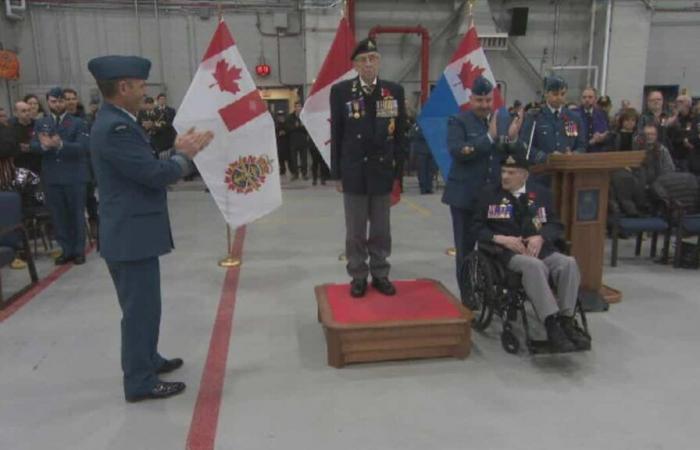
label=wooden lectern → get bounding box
[532,151,646,310]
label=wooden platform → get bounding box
[315,279,472,368]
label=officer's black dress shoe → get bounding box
[558,316,591,351]
[371,277,397,296]
[350,278,368,298]
[157,358,184,374]
[73,255,86,265]
[54,255,73,265]
[125,381,186,403]
[544,315,576,353]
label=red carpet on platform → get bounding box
[324,279,463,324]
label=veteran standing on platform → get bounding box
[519,76,584,164]
[88,56,214,402]
[330,38,406,298]
[443,76,521,307]
[30,87,90,265]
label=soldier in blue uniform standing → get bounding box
[443,76,521,307]
[30,87,90,265]
[330,38,406,298]
[519,76,585,164]
[471,145,591,352]
[88,56,214,402]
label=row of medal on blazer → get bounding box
[345,96,398,137]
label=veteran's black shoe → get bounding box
[157,358,184,374]
[371,277,396,296]
[544,315,576,353]
[125,381,186,403]
[558,316,591,351]
[54,255,72,265]
[350,278,368,298]
[73,255,86,265]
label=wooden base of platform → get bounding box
[601,284,622,304]
[315,279,472,368]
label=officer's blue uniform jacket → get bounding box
[472,181,564,264]
[330,77,406,195]
[442,110,502,210]
[90,102,189,262]
[519,106,585,164]
[30,113,90,184]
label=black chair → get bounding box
[610,213,668,267]
[462,242,590,355]
[0,192,39,308]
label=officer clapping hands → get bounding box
[174,127,214,159]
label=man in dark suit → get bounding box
[578,87,610,153]
[471,145,590,352]
[30,87,90,265]
[88,55,213,402]
[443,76,521,307]
[153,93,177,154]
[330,38,406,298]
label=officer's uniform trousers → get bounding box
[507,252,580,319]
[343,193,391,279]
[45,182,87,257]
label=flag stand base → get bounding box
[445,247,456,257]
[218,256,241,268]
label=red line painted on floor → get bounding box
[0,244,96,323]
[187,226,246,450]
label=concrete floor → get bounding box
[1,177,699,450]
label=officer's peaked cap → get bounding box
[88,55,151,81]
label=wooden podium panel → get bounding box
[533,151,646,305]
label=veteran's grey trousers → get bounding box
[343,193,391,280]
[507,252,580,319]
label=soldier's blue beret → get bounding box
[351,38,379,60]
[46,87,63,99]
[501,142,530,169]
[471,76,493,96]
[544,75,567,92]
[88,55,151,81]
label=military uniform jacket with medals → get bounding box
[90,102,190,262]
[330,77,406,195]
[443,111,502,210]
[30,113,90,185]
[471,180,564,265]
[519,106,585,164]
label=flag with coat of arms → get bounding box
[174,19,282,228]
[417,22,504,179]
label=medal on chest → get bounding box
[563,116,578,137]
[488,202,513,219]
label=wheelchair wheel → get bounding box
[501,327,520,354]
[462,251,495,331]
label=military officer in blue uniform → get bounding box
[330,38,406,298]
[519,76,585,164]
[471,145,590,352]
[443,76,521,307]
[30,87,90,265]
[88,56,214,402]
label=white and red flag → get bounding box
[299,16,356,167]
[174,19,281,227]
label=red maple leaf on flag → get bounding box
[458,60,485,91]
[210,59,243,95]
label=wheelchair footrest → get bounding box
[527,339,591,355]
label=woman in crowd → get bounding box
[23,94,45,119]
[607,108,641,151]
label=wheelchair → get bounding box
[461,242,590,355]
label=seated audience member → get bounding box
[607,108,641,151]
[666,95,696,171]
[472,145,590,353]
[597,95,613,127]
[638,90,671,146]
[0,106,17,190]
[23,94,45,120]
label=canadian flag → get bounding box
[174,19,282,228]
[418,22,504,178]
[299,16,356,167]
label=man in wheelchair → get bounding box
[471,145,591,353]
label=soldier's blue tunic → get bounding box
[30,112,90,258]
[91,101,191,397]
[519,105,585,164]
